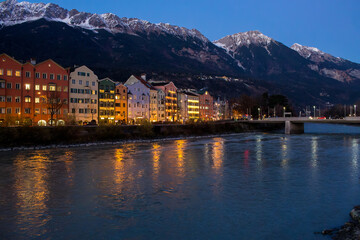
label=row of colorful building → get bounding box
[0,53,230,126]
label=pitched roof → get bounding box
[134,75,156,90]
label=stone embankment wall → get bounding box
[0,122,283,148]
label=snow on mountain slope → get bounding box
[291,43,344,64]
[0,0,209,43]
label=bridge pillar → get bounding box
[285,121,304,134]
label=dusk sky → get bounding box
[25,0,360,63]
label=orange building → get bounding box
[115,83,128,124]
[198,90,214,121]
[149,81,178,122]
[0,53,69,126]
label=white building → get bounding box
[69,66,98,124]
[124,75,154,123]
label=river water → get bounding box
[0,124,360,239]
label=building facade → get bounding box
[177,90,199,123]
[69,66,98,124]
[157,89,165,122]
[0,53,69,126]
[150,81,178,122]
[98,78,116,124]
[115,83,128,124]
[124,75,153,123]
[198,90,214,121]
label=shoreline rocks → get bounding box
[321,206,360,240]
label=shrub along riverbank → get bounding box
[0,121,283,148]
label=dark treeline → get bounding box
[231,92,293,119]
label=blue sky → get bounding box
[25,0,360,63]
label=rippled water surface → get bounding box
[1,124,360,239]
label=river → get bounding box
[0,123,360,239]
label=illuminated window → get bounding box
[35,85,40,90]
[42,85,47,91]
[7,70,12,76]
[49,85,56,91]
[63,87,68,92]
[25,84,30,90]
[15,71,21,77]
[0,69,3,75]
[57,86,61,92]
[24,96,31,103]
[35,98,40,103]
[35,108,40,114]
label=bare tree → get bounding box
[46,90,63,126]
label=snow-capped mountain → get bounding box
[291,43,360,82]
[0,0,209,43]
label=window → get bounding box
[15,83,20,89]
[50,74,54,80]
[64,75,68,81]
[25,84,30,90]
[63,87,68,92]
[7,70,12,76]
[15,71,21,77]
[0,82,4,89]
[15,108,20,114]
[63,109,68,115]
[57,86,61,92]
[42,109,47,114]
[92,82,95,86]
[6,96,11,102]
[0,108,5,114]
[42,85,47,91]
[15,97,20,103]
[35,85,40,90]
[72,108,75,113]
[0,69,3,75]
[79,109,84,113]
[87,73,90,77]
[79,80,82,85]
[6,108,11,114]
[35,108,40,114]
[35,72,40,78]
[72,79,75,84]
[24,108,31,114]
[0,96,4,102]
[25,71,31,78]
[24,96,31,103]
[49,85,56,91]
[86,81,89,86]
[6,83,11,89]
[35,98,40,103]
[57,74,61,80]
[78,72,86,76]
[42,73,47,79]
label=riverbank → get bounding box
[321,206,360,239]
[0,121,283,150]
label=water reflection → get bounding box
[281,137,289,168]
[175,140,187,177]
[311,137,318,168]
[152,143,161,177]
[114,148,125,185]
[14,151,50,236]
[212,138,224,171]
[256,135,263,164]
[352,138,359,170]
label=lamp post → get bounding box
[355,105,357,117]
[313,106,316,118]
[283,106,285,118]
[258,108,260,120]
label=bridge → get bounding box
[242,117,360,134]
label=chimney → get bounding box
[141,73,146,81]
[30,58,36,65]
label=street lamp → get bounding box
[258,107,260,120]
[313,106,316,118]
[354,105,357,117]
[283,106,285,118]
